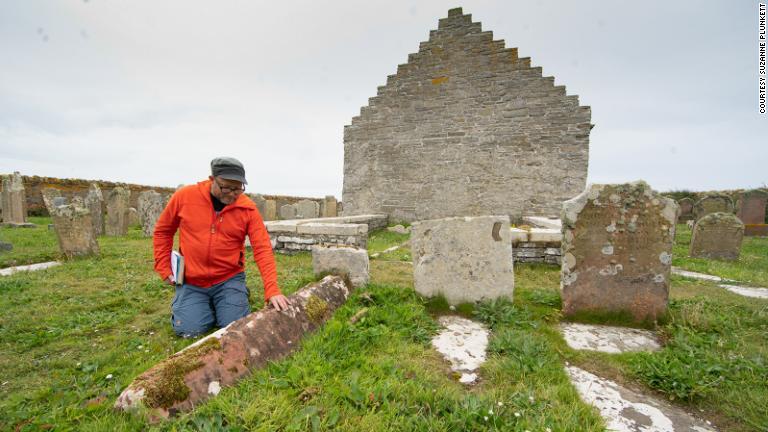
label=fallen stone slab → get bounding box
[566,366,716,431]
[0,261,61,276]
[115,275,351,419]
[671,267,724,282]
[431,316,489,384]
[560,323,660,354]
[718,284,768,299]
[2,222,36,228]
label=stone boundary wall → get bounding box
[511,228,562,264]
[264,215,388,254]
[0,174,340,219]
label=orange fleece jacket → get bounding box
[153,179,281,300]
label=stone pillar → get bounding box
[138,190,165,237]
[106,186,131,236]
[85,183,105,236]
[50,203,100,258]
[561,181,678,322]
[689,213,744,260]
[411,215,514,305]
[1,172,28,224]
[323,195,338,217]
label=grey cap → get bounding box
[210,157,247,185]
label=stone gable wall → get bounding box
[342,8,591,223]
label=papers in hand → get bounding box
[171,251,185,285]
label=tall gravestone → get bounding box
[323,195,338,218]
[736,189,768,236]
[1,172,28,224]
[85,183,104,236]
[342,8,591,222]
[676,197,694,223]
[411,215,514,305]
[106,187,131,236]
[264,200,277,221]
[50,203,100,258]
[138,190,165,237]
[561,182,678,322]
[689,213,744,260]
[251,194,267,218]
[693,194,733,221]
[296,200,320,219]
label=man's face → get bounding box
[209,176,244,205]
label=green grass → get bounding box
[0,217,61,267]
[366,229,411,262]
[0,226,766,431]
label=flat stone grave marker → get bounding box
[431,316,489,384]
[561,181,677,322]
[689,212,743,261]
[560,323,660,353]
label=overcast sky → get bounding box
[1,0,765,197]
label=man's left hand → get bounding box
[268,294,292,311]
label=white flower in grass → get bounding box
[546,428,552,432]
[483,416,488,421]
[105,374,113,380]
[514,412,521,417]
[488,409,493,415]
[497,401,503,407]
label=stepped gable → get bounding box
[343,7,591,222]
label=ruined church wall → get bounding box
[342,8,591,223]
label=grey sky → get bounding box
[1,0,765,197]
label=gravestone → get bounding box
[127,208,139,227]
[106,187,131,236]
[138,190,165,237]
[264,200,277,221]
[50,203,100,258]
[342,8,591,222]
[53,196,67,207]
[693,194,733,221]
[1,172,28,224]
[322,195,338,218]
[736,189,768,236]
[411,215,514,305]
[676,197,694,223]
[251,194,267,218]
[84,184,104,236]
[41,187,63,215]
[689,212,744,261]
[561,182,678,322]
[279,204,297,220]
[311,245,369,288]
[296,200,320,219]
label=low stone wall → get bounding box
[264,215,388,254]
[511,227,562,265]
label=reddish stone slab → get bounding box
[115,275,351,419]
[744,224,768,237]
[736,189,768,225]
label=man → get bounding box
[153,157,290,337]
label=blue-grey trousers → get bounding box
[170,272,250,338]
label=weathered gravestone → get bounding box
[279,204,297,220]
[296,200,320,219]
[40,187,63,215]
[689,212,744,260]
[138,190,165,237]
[693,194,733,221]
[84,183,104,236]
[1,172,28,224]
[127,208,139,227]
[311,245,369,288]
[736,189,768,236]
[264,199,277,221]
[115,275,351,419]
[561,182,678,322]
[411,215,514,305]
[251,194,267,218]
[676,197,694,223]
[322,195,338,218]
[50,203,100,258]
[106,187,131,236]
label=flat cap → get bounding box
[210,157,247,185]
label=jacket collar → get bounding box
[196,179,256,210]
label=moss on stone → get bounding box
[136,338,221,409]
[305,295,329,324]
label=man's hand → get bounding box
[165,276,175,286]
[268,294,292,311]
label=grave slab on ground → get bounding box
[718,284,768,299]
[0,261,61,276]
[431,315,489,384]
[560,323,661,354]
[671,267,724,282]
[566,366,717,432]
[412,215,514,305]
[115,275,351,419]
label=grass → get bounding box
[0,217,61,267]
[0,222,766,431]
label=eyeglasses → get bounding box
[215,179,245,194]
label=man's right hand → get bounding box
[166,276,175,286]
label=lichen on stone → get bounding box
[134,337,221,409]
[305,294,329,324]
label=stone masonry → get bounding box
[1,172,28,224]
[342,8,591,223]
[561,182,678,322]
[411,215,515,305]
